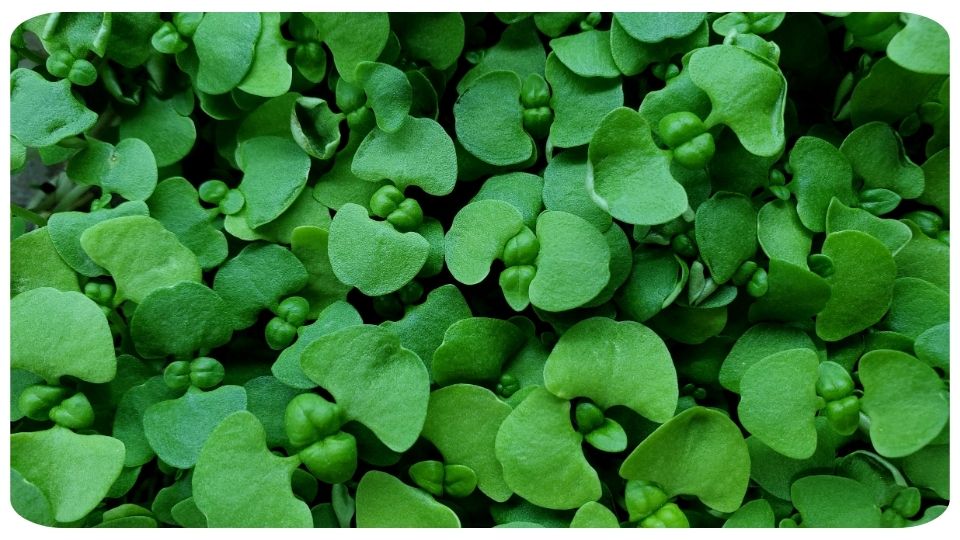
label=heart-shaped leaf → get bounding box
[306,13,390,84]
[272,301,363,389]
[445,200,526,285]
[529,211,611,312]
[11,427,125,523]
[839,122,924,199]
[290,226,351,317]
[746,417,847,501]
[549,30,619,78]
[619,406,749,513]
[454,71,533,166]
[391,13,465,70]
[213,243,309,329]
[695,192,758,283]
[144,385,247,469]
[422,384,514,502]
[738,348,820,459]
[791,475,882,527]
[616,248,687,322]
[11,227,79,296]
[849,57,945,126]
[495,387,601,510]
[546,53,623,148]
[130,281,235,359]
[544,317,677,422]
[328,203,430,296]
[543,149,612,231]
[719,323,816,393]
[748,259,831,322]
[432,317,526,386]
[12,287,116,384]
[194,411,313,527]
[816,230,897,342]
[355,470,460,527]
[193,13,261,95]
[118,92,197,167]
[67,138,158,201]
[236,13,292,98]
[237,136,312,229]
[352,116,457,195]
[859,350,949,458]
[688,45,786,157]
[80,215,201,304]
[457,18,545,93]
[11,68,98,147]
[570,502,619,528]
[613,12,705,42]
[757,200,812,268]
[471,172,544,230]
[825,198,912,255]
[113,377,180,467]
[895,221,949,291]
[882,277,949,339]
[300,325,429,452]
[587,107,687,226]
[887,14,949,75]
[147,177,228,269]
[723,499,775,528]
[47,201,149,277]
[354,61,412,133]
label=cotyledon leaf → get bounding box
[495,387,601,510]
[236,136,312,229]
[11,287,116,384]
[432,317,526,386]
[10,227,79,296]
[839,122,924,199]
[271,300,363,389]
[619,406,750,513]
[381,284,472,374]
[825,198,912,256]
[130,282,235,359]
[718,323,816,393]
[421,384,514,502]
[613,12,706,42]
[300,325,430,452]
[10,68,98,148]
[695,192,758,283]
[529,211,611,312]
[355,470,460,528]
[80,215,201,304]
[193,411,313,527]
[47,200,149,277]
[237,12,292,98]
[143,385,248,469]
[352,116,457,195]
[445,200,526,286]
[146,177,228,270]
[569,501,620,528]
[546,52,624,149]
[192,12,262,95]
[66,137,158,201]
[791,475,882,527]
[11,427,125,523]
[587,107,687,226]
[757,199,812,268]
[290,226,352,318]
[354,61,412,133]
[738,348,820,459]
[544,317,677,422]
[453,71,533,167]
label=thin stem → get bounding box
[10,204,47,227]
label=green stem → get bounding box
[10,204,47,227]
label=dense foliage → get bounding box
[9,12,949,528]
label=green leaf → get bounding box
[895,221,949,291]
[587,108,687,225]
[543,149,612,231]
[66,137,158,200]
[746,417,847,500]
[11,68,98,148]
[839,122,924,199]
[290,226,351,317]
[118,92,197,167]
[194,411,312,527]
[901,444,949,499]
[144,386,247,469]
[688,45,786,157]
[738,348,820,459]
[381,284,472,373]
[47,201,149,277]
[244,377,306,449]
[544,318,677,422]
[352,116,457,195]
[146,177,228,270]
[354,62,412,133]
[237,136,311,229]
[616,248,687,322]
[457,18,545,93]
[886,14,949,75]
[613,12,706,42]
[471,172,544,230]
[12,287,115,383]
[11,427,125,523]
[723,499,774,528]
[757,200,812,268]
[550,30,619,78]
[570,502,620,528]
[445,200,526,285]
[355,470,460,527]
[272,301,363,389]
[825,198,912,255]
[80,215,201,304]
[815,230,897,342]
[328,203,429,296]
[529,211,611,312]
[130,281,235,359]
[620,406,750,512]
[432,317,526,385]
[882,277,949,339]
[237,13,292,98]
[859,350,949,458]
[748,259,831,322]
[917,148,949,218]
[113,377,180,467]
[546,53,623,148]
[307,13,390,84]
[454,71,533,166]
[391,13,464,70]
[422,384,514,502]
[495,387,601,510]
[849,57,944,126]
[11,227,79,295]
[193,13,261,95]
[11,467,55,526]
[300,325,429,452]
[791,475,882,527]
[695,192,758,283]
[914,322,949,374]
[213,243,309,329]
[719,323,815,393]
